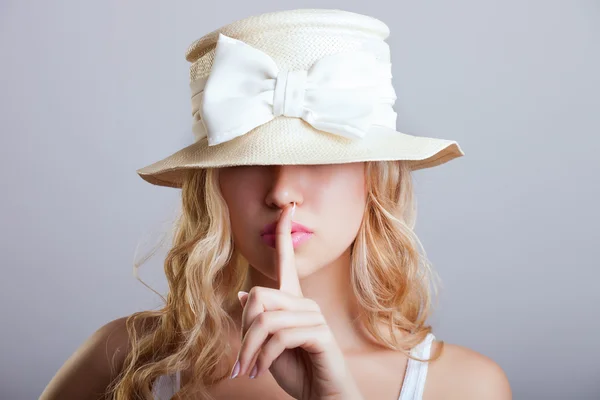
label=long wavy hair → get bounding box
[106,160,444,399]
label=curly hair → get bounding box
[106,160,444,399]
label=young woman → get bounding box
[40,8,511,400]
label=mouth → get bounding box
[260,221,313,236]
[260,221,314,249]
[260,231,313,249]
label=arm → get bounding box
[39,316,132,400]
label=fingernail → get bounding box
[237,291,248,307]
[230,360,240,379]
[290,202,296,218]
[249,364,258,379]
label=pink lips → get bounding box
[260,221,313,249]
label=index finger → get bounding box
[276,202,303,297]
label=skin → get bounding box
[39,163,512,400]
[233,203,362,400]
[212,163,512,399]
[218,163,370,359]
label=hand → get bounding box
[231,203,363,400]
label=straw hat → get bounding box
[136,8,465,188]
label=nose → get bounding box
[264,165,304,211]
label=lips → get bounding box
[260,220,314,249]
[261,221,313,236]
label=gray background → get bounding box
[1,0,598,399]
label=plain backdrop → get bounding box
[1,0,599,399]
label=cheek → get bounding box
[219,176,259,240]
[319,178,367,249]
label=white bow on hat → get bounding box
[190,33,398,146]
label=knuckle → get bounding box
[248,286,260,299]
[255,312,269,328]
[272,330,289,347]
[252,286,267,302]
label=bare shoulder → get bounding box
[40,315,155,400]
[424,339,512,400]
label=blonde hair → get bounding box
[107,160,444,399]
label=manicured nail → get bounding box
[230,360,240,379]
[249,364,258,379]
[237,291,248,306]
[291,202,296,218]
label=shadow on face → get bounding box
[218,163,367,280]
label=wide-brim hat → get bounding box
[136,9,465,189]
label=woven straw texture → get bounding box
[136,9,465,188]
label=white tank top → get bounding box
[153,333,435,400]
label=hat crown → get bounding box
[135,9,465,188]
[185,9,392,83]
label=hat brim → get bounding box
[136,118,465,189]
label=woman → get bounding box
[41,8,511,400]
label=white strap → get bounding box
[398,333,435,400]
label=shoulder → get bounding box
[424,339,512,400]
[40,315,157,400]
